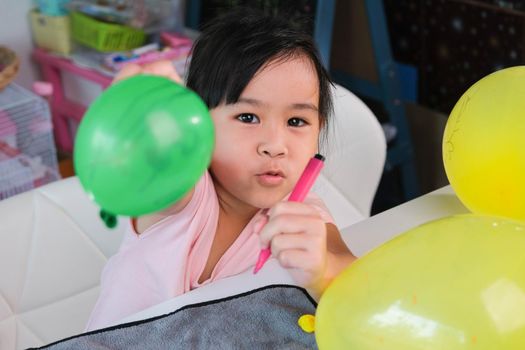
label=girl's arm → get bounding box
[115,61,191,234]
[134,189,194,234]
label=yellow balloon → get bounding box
[443,66,525,222]
[316,214,525,350]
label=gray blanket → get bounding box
[33,285,318,349]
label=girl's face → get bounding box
[209,55,321,211]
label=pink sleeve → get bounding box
[304,192,335,225]
[118,172,211,251]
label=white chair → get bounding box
[0,83,385,349]
[314,83,386,229]
[0,177,125,350]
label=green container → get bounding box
[71,12,145,52]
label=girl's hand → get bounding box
[113,60,183,84]
[257,201,356,299]
[257,202,328,294]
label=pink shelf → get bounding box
[32,48,112,153]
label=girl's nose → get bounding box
[257,126,288,158]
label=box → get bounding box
[71,12,146,52]
[29,10,72,55]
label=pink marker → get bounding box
[253,153,325,274]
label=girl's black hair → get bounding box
[186,7,333,128]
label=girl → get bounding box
[87,8,356,331]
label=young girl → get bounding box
[86,8,356,331]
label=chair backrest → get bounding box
[0,177,124,349]
[313,83,386,228]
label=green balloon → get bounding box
[74,75,214,216]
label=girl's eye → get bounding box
[288,117,307,127]
[236,113,259,124]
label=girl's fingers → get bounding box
[267,201,319,218]
[276,249,316,270]
[270,232,310,253]
[272,233,326,268]
[258,214,324,247]
[113,61,183,85]
[142,60,183,83]
[252,215,268,235]
[168,71,183,83]
[113,63,142,83]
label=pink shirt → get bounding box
[86,171,333,330]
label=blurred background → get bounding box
[0,0,523,213]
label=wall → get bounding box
[384,0,525,114]
[0,0,41,90]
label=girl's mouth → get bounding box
[256,170,285,186]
